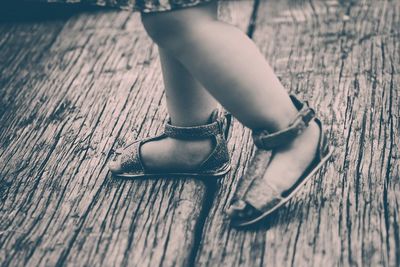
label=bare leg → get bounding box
[142,2,298,131]
[158,47,218,127]
[110,47,218,172]
[141,3,320,191]
[140,48,218,171]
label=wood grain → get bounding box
[1,1,399,266]
[195,1,400,267]
[0,2,254,266]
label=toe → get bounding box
[225,200,247,218]
[226,200,263,227]
[109,160,123,173]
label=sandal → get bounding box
[226,95,332,227]
[109,110,232,178]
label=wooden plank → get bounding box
[0,21,67,122]
[0,2,255,266]
[218,0,255,33]
[61,3,255,267]
[195,0,400,266]
[1,10,203,267]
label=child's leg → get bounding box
[141,3,320,192]
[139,48,218,171]
[142,2,298,132]
[110,45,219,173]
[158,47,218,127]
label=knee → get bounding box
[141,3,217,50]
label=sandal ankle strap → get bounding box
[164,110,231,140]
[252,95,315,149]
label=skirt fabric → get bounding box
[31,0,216,13]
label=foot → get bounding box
[261,119,320,193]
[227,120,321,222]
[109,137,213,173]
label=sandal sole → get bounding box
[232,147,333,227]
[111,163,231,179]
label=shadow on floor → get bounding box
[0,2,113,22]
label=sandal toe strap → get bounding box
[119,141,146,174]
[243,178,283,213]
[253,95,316,150]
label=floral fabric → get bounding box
[33,0,215,13]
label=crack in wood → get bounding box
[1,1,399,266]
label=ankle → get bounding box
[265,107,299,132]
[245,107,298,132]
[169,109,217,127]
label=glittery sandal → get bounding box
[109,110,232,178]
[226,95,332,227]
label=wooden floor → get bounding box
[0,0,399,266]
